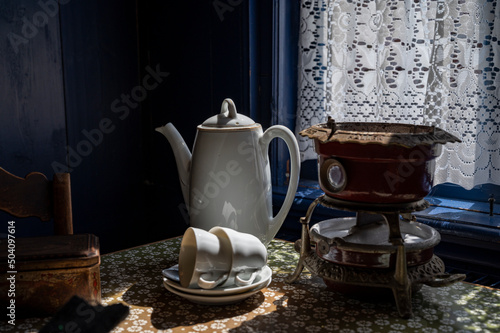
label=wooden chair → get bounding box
[0,167,73,235]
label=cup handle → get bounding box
[198,272,228,290]
[235,269,260,286]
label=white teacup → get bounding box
[178,227,232,289]
[209,227,268,287]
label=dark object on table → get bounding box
[40,296,129,333]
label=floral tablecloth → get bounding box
[2,238,500,332]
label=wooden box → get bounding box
[0,234,100,317]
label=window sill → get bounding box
[414,197,500,242]
[274,181,499,237]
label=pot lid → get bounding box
[300,117,461,147]
[200,98,256,129]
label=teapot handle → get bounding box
[260,125,300,240]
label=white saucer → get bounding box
[163,275,271,305]
[163,265,272,296]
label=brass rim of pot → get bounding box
[299,119,462,148]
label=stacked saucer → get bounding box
[162,265,272,305]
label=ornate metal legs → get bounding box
[286,195,464,319]
[286,197,321,284]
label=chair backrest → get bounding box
[0,168,73,235]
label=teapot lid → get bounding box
[200,99,256,128]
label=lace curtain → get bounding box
[296,0,500,190]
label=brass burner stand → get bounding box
[286,195,465,318]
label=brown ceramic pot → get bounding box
[300,120,461,204]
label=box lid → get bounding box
[0,234,100,271]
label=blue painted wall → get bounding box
[0,0,260,253]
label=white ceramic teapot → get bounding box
[156,98,300,246]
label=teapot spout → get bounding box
[155,123,191,207]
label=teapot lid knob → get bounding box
[221,98,238,119]
[201,98,255,128]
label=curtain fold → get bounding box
[296,0,500,189]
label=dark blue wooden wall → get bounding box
[0,0,263,253]
[1,0,69,238]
